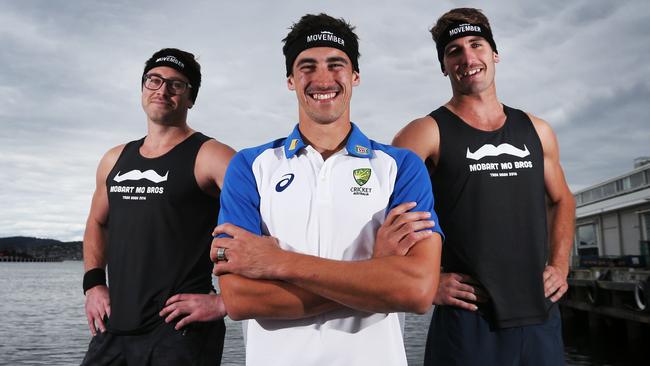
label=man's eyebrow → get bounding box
[326,56,348,64]
[296,58,317,67]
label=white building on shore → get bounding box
[573,157,650,264]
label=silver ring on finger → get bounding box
[216,247,228,262]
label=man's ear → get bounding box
[352,71,360,86]
[287,75,295,91]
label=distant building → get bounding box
[573,157,650,263]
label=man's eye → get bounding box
[446,48,458,56]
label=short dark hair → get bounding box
[430,8,493,46]
[143,48,201,103]
[282,13,360,76]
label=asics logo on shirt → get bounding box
[466,143,530,161]
[114,169,169,183]
[275,173,295,192]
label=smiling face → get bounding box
[287,47,360,126]
[443,35,499,96]
[141,66,194,125]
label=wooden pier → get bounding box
[0,255,62,262]
[561,266,650,325]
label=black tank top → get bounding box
[429,105,550,328]
[105,132,219,334]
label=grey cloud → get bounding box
[1,0,648,240]
[558,81,650,190]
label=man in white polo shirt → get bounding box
[212,13,444,365]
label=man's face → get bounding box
[141,66,193,125]
[442,36,499,95]
[287,47,360,125]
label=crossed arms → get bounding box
[214,205,441,320]
[213,151,442,321]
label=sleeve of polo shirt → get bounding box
[387,150,445,241]
[217,150,262,236]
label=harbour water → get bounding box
[0,262,645,365]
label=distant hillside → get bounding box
[0,236,82,261]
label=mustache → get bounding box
[113,169,169,183]
[306,84,341,94]
[466,143,530,161]
[150,97,172,105]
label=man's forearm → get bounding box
[83,218,108,271]
[548,194,576,275]
[272,235,441,314]
[219,274,342,321]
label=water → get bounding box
[0,262,645,365]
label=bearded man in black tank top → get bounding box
[80,48,235,365]
[393,8,576,366]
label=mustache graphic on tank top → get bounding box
[466,143,529,161]
[113,169,169,183]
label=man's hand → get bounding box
[374,202,435,258]
[159,293,227,330]
[211,223,282,279]
[433,273,488,311]
[85,285,110,336]
[543,265,568,302]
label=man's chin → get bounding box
[149,116,180,126]
[305,110,345,125]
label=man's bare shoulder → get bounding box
[199,138,236,162]
[403,115,437,132]
[97,144,126,174]
[525,112,557,147]
[87,143,126,188]
[104,144,126,159]
[392,115,439,161]
[196,138,237,190]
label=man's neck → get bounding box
[298,118,351,161]
[446,89,505,131]
[141,120,193,158]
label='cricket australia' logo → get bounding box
[353,168,371,186]
[351,168,372,196]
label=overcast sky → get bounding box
[1,0,649,241]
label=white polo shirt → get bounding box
[218,123,443,366]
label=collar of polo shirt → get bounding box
[283,123,373,159]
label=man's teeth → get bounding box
[312,92,336,100]
[462,68,482,77]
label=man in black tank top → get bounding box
[80,48,235,365]
[393,8,576,366]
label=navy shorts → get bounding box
[81,319,225,366]
[423,304,564,366]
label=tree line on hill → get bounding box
[0,236,82,261]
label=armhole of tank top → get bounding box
[105,140,139,187]
[428,109,444,172]
[192,136,220,198]
[521,109,546,171]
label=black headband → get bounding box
[142,51,201,102]
[284,29,359,76]
[436,22,498,72]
